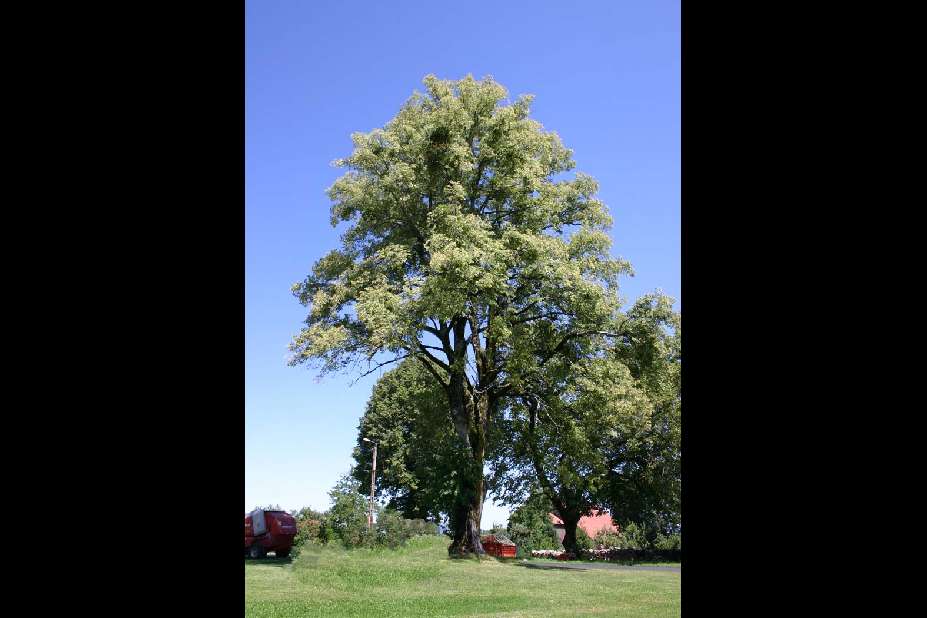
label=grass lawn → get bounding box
[245,536,680,617]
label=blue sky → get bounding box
[246,0,679,526]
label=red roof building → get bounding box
[548,510,618,544]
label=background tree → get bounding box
[290,506,326,548]
[505,490,560,556]
[492,348,653,555]
[352,359,458,521]
[603,294,681,540]
[290,75,629,555]
[325,474,373,548]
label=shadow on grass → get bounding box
[244,555,293,568]
[447,554,482,561]
[514,561,681,572]
[445,551,522,565]
[446,548,496,563]
[514,561,591,571]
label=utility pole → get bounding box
[362,438,377,531]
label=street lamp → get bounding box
[362,437,377,531]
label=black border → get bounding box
[51,2,248,612]
[26,0,843,612]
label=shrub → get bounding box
[374,509,406,548]
[593,529,623,549]
[325,475,375,548]
[486,525,512,543]
[292,518,320,548]
[574,527,594,551]
[654,532,681,551]
[338,520,375,548]
[617,522,646,550]
[601,521,683,551]
[316,515,337,544]
[405,518,439,537]
[506,493,560,557]
[287,474,443,551]
[508,524,535,558]
[290,507,326,548]
[337,509,438,550]
[531,549,564,559]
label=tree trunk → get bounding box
[448,469,485,556]
[446,363,488,556]
[561,514,581,556]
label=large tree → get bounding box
[351,359,458,521]
[289,75,628,555]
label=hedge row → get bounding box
[531,548,681,562]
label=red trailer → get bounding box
[245,509,297,558]
[481,535,517,558]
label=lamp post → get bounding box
[362,437,377,531]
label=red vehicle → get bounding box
[245,509,297,558]
[481,535,517,558]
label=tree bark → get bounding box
[560,513,581,556]
[448,465,485,556]
[446,350,489,556]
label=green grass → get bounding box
[245,536,680,617]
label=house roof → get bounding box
[548,510,619,536]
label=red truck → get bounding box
[244,508,297,558]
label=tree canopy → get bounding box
[351,359,458,522]
[291,74,636,554]
[603,294,681,537]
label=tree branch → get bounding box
[525,396,566,515]
[351,354,409,383]
[511,310,567,326]
[414,343,451,372]
[539,329,630,367]
[414,353,450,390]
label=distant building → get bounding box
[548,510,618,544]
